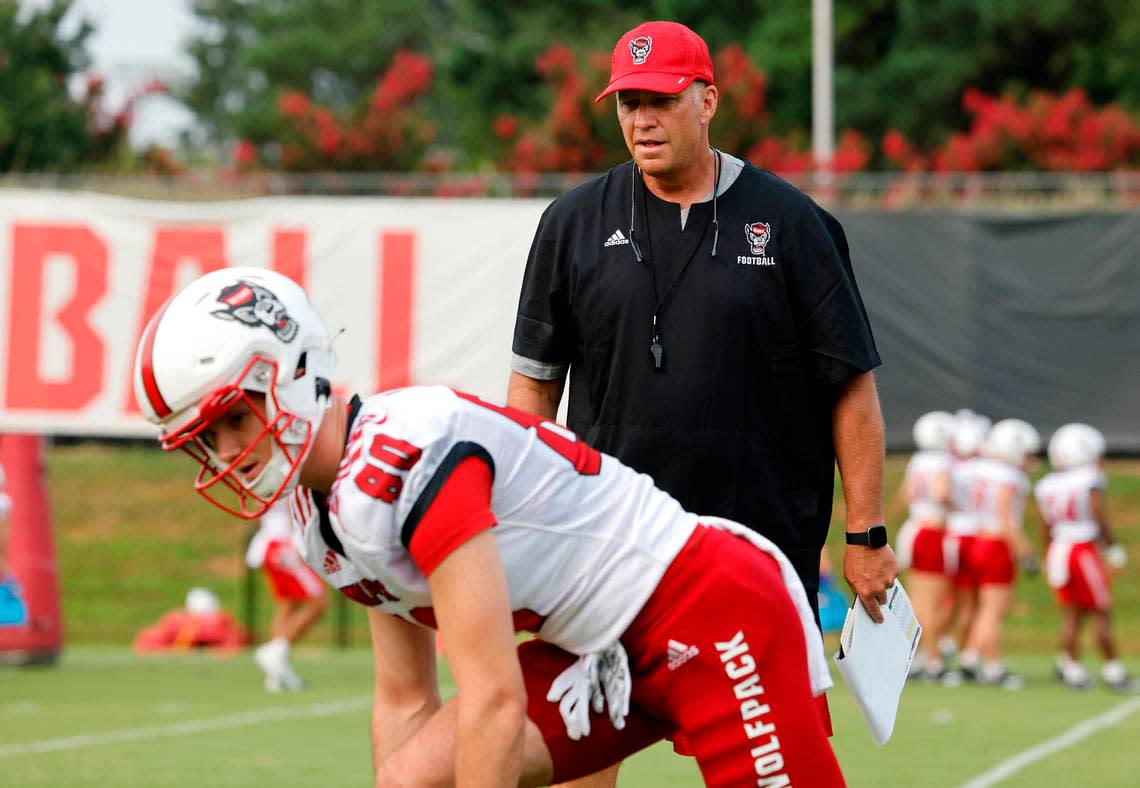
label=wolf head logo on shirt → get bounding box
[745,221,772,256]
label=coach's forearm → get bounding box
[507,371,564,420]
[832,371,885,530]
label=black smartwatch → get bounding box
[846,524,889,549]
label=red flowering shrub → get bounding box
[83,72,169,168]
[491,44,616,173]
[493,43,1139,178]
[233,139,257,166]
[496,43,875,176]
[832,130,871,173]
[929,88,1140,171]
[270,50,436,172]
[745,136,813,173]
[881,130,928,172]
[708,44,768,156]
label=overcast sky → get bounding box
[22,0,201,147]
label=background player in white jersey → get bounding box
[1036,424,1133,691]
[958,419,1040,688]
[245,498,327,691]
[132,268,847,787]
[943,413,990,676]
[896,411,956,680]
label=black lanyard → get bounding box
[632,150,722,371]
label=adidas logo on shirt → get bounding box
[604,229,630,247]
[667,638,700,670]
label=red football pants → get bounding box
[521,525,845,786]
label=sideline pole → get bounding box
[812,0,835,184]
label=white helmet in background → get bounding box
[185,587,221,616]
[913,411,956,451]
[984,419,1041,466]
[132,267,337,518]
[1048,423,1106,470]
[951,414,989,459]
[955,408,992,433]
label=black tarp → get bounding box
[837,210,1140,451]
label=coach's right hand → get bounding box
[844,544,899,624]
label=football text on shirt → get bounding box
[715,630,790,787]
[737,255,776,266]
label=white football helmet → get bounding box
[1047,423,1105,470]
[132,267,336,518]
[950,414,989,459]
[913,411,956,451]
[185,587,221,616]
[983,418,1041,466]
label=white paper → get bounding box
[833,580,922,745]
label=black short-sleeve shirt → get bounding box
[512,159,880,591]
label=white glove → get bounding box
[546,642,631,740]
[546,652,599,741]
[1106,543,1128,569]
[595,642,631,732]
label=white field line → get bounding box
[957,695,1140,788]
[0,695,372,759]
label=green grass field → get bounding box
[42,445,1140,649]
[1,444,1138,785]
[2,649,1138,787]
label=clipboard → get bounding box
[833,580,922,745]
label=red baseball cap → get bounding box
[595,21,715,103]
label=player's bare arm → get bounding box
[377,697,557,788]
[932,469,952,508]
[506,371,564,421]
[427,529,527,787]
[994,484,1029,559]
[367,609,441,773]
[1090,488,1115,545]
[833,370,898,623]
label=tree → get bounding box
[439,0,818,164]
[182,0,441,165]
[265,50,436,172]
[0,0,131,172]
[834,0,1139,151]
[177,0,1139,172]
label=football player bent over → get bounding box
[133,267,844,787]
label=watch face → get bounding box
[868,524,888,549]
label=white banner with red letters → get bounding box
[0,189,552,436]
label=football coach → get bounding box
[507,19,898,625]
[508,18,895,785]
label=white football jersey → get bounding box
[1034,465,1105,544]
[903,450,953,521]
[290,386,698,655]
[947,458,982,535]
[958,458,1029,536]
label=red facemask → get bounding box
[160,356,312,519]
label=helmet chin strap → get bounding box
[315,376,331,401]
[258,376,333,499]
